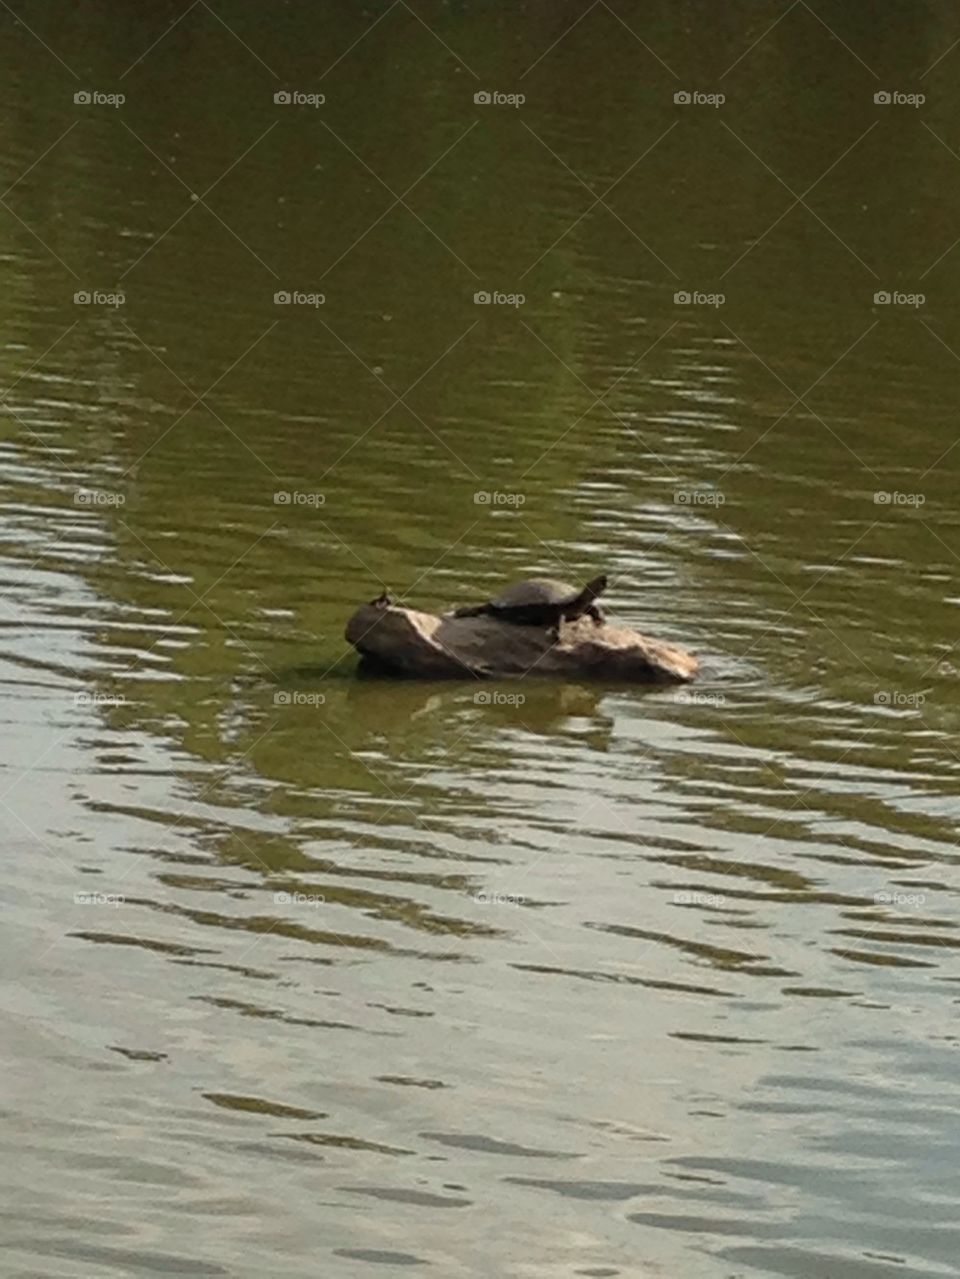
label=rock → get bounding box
[344,602,698,683]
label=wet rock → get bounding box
[344,602,698,683]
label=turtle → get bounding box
[453,574,608,631]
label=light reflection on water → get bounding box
[2,3,960,1277]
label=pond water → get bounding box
[2,3,960,1277]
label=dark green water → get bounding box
[2,3,960,1276]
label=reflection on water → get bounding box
[3,3,960,1277]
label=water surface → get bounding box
[2,4,960,1277]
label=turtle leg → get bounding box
[587,603,605,625]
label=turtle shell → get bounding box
[490,578,581,609]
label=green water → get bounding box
[2,4,960,1277]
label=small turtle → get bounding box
[453,574,608,630]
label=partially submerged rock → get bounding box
[345,601,698,683]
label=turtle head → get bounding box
[584,574,608,600]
